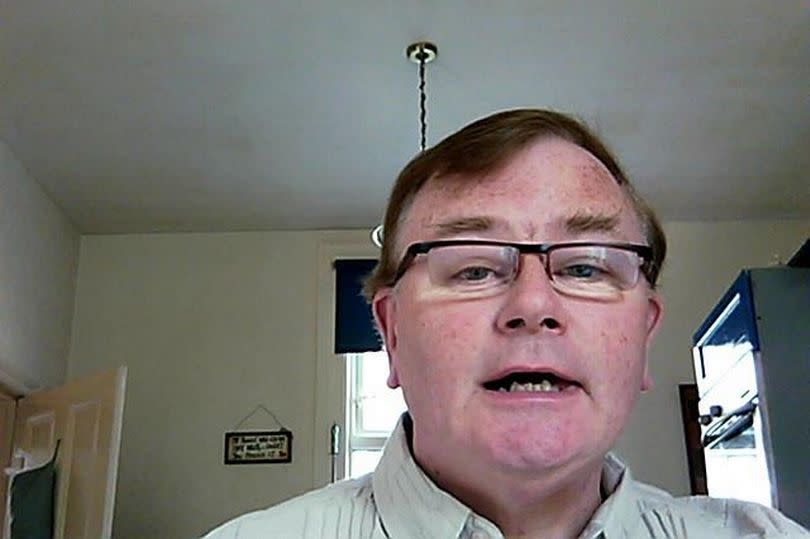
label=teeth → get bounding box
[507,380,559,393]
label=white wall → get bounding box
[0,141,79,390]
[67,231,323,538]
[615,219,810,494]
[66,221,809,538]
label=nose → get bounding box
[495,254,566,334]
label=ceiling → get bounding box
[1,1,808,234]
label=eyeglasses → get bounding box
[391,240,653,300]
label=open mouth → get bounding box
[482,371,581,394]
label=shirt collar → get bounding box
[372,414,641,539]
[578,453,639,539]
[372,413,472,538]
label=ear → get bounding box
[640,291,664,392]
[372,289,401,389]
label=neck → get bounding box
[417,452,604,539]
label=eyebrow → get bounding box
[563,211,621,235]
[428,211,622,239]
[430,216,497,236]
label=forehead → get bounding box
[398,138,642,247]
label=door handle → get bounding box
[330,423,341,482]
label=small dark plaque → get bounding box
[224,430,292,465]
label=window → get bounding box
[346,350,407,478]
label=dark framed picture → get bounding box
[224,430,293,465]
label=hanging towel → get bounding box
[9,440,60,539]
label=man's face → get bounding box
[373,137,663,478]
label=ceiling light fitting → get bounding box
[406,41,438,65]
[371,41,439,248]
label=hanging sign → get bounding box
[224,430,292,464]
[224,404,293,465]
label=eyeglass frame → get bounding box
[389,239,655,289]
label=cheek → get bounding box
[589,309,649,384]
[584,321,648,441]
[396,301,490,381]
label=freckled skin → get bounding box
[373,137,664,531]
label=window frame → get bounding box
[345,351,406,478]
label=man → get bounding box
[205,109,808,538]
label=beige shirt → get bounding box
[203,416,809,538]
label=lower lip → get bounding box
[483,385,583,403]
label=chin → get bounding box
[479,431,589,475]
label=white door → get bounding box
[11,366,126,539]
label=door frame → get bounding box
[0,369,31,536]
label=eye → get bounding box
[557,262,609,280]
[454,265,496,282]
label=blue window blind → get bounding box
[334,259,381,353]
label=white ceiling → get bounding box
[1,1,808,233]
